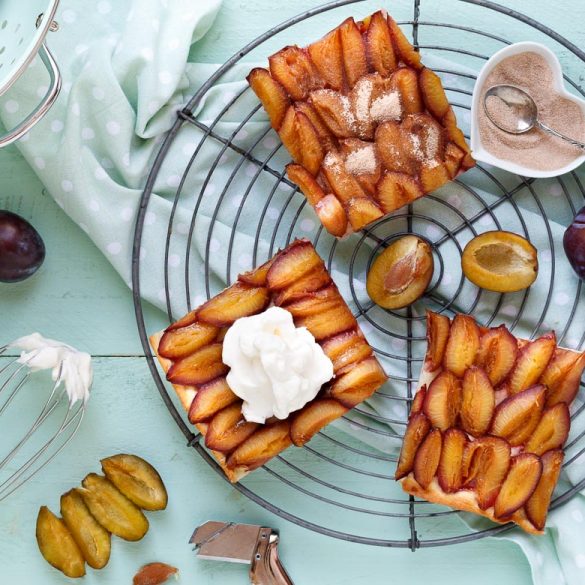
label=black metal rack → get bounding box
[132,0,585,549]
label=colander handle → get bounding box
[0,43,61,147]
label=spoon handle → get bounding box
[536,120,585,150]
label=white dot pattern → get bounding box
[107,242,122,255]
[92,87,105,101]
[263,136,278,149]
[51,120,64,133]
[106,120,120,135]
[238,253,252,269]
[4,100,19,113]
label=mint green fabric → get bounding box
[1,1,584,583]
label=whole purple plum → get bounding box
[0,211,45,283]
[564,206,585,280]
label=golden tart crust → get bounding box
[151,239,387,482]
[248,10,475,237]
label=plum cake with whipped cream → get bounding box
[396,311,585,534]
[151,239,387,482]
[247,10,474,237]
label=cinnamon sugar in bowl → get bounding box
[471,42,585,178]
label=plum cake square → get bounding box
[247,10,474,237]
[396,311,585,534]
[151,239,387,482]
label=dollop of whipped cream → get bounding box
[222,307,334,423]
[9,333,93,405]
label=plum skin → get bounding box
[563,206,585,280]
[0,210,46,283]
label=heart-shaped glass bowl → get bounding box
[470,41,585,178]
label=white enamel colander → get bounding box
[0,0,61,146]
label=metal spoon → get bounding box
[483,84,585,150]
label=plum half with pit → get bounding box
[0,210,46,282]
[564,206,585,280]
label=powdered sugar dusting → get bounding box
[410,134,423,160]
[324,151,343,173]
[344,144,377,175]
[371,91,402,122]
[354,78,373,123]
[424,124,440,160]
[340,94,356,130]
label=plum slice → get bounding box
[366,235,433,310]
[461,231,538,293]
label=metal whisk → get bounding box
[0,335,92,501]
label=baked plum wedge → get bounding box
[397,311,584,534]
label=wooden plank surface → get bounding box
[3,0,585,583]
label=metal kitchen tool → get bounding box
[0,337,91,501]
[484,84,585,149]
[191,521,293,585]
[0,0,61,146]
[134,0,585,550]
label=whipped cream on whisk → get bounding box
[8,333,93,405]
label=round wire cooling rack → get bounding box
[132,0,585,549]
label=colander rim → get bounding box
[0,0,60,97]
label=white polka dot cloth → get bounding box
[0,2,584,581]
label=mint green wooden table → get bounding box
[1,1,584,583]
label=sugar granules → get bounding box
[344,144,378,175]
[478,51,585,171]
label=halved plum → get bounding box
[423,370,462,431]
[461,231,538,293]
[425,311,450,371]
[395,412,431,480]
[494,453,542,519]
[197,283,270,327]
[167,343,228,386]
[460,366,495,437]
[437,428,466,493]
[268,46,323,101]
[308,28,344,91]
[365,11,397,77]
[443,314,480,378]
[226,421,292,471]
[413,429,442,488]
[366,235,433,309]
[247,68,290,130]
[328,357,387,407]
[291,399,348,446]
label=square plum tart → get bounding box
[151,239,387,482]
[396,311,585,534]
[247,10,474,237]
